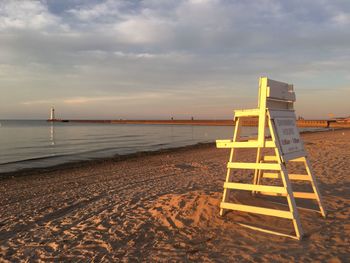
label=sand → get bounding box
[0,129,349,262]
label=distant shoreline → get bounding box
[47,119,350,128]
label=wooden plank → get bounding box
[267,100,294,110]
[269,201,323,214]
[267,79,296,101]
[267,79,289,91]
[258,77,268,147]
[293,192,316,199]
[220,202,294,219]
[259,191,317,200]
[268,89,296,102]
[263,155,278,161]
[224,182,287,194]
[262,172,311,181]
[282,151,307,162]
[234,109,260,117]
[220,117,242,216]
[227,162,281,170]
[265,140,277,146]
[216,139,231,147]
[289,174,311,181]
[253,147,263,195]
[304,157,327,217]
[262,172,280,179]
[268,116,304,238]
[238,223,299,240]
[288,157,305,162]
[216,140,275,148]
[268,109,296,119]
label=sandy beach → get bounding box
[0,129,349,262]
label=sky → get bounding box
[0,0,349,120]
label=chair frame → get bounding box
[216,77,326,240]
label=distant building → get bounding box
[50,107,55,120]
[335,116,350,123]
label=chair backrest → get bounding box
[256,77,296,146]
[258,77,296,110]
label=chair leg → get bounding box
[220,148,234,216]
[303,157,327,217]
[252,147,262,195]
[220,117,241,216]
[280,165,304,239]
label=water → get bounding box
[0,120,325,174]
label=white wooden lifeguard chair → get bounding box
[216,77,326,240]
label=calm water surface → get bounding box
[0,120,324,174]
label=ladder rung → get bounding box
[259,191,317,199]
[263,172,280,179]
[216,140,275,148]
[289,174,311,181]
[224,182,287,194]
[238,223,299,240]
[216,139,231,148]
[220,202,294,219]
[263,156,278,161]
[289,157,305,162]
[228,162,281,170]
[262,173,311,181]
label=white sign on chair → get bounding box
[274,117,303,155]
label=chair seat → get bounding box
[234,108,260,117]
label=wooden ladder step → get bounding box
[216,140,275,148]
[224,182,287,194]
[263,155,278,161]
[258,191,317,199]
[227,162,281,170]
[220,202,294,219]
[289,157,305,162]
[262,172,311,181]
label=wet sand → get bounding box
[0,129,349,262]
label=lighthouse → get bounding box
[50,107,55,121]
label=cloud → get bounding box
[21,99,55,106]
[67,0,134,20]
[114,16,173,44]
[331,12,350,25]
[1,0,350,119]
[20,93,166,106]
[112,51,191,61]
[68,1,116,21]
[62,93,164,104]
[0,0,66,31]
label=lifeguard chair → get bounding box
[216,77,326,240]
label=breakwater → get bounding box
[47,119,350,128]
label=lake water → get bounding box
[0,120,325,174]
